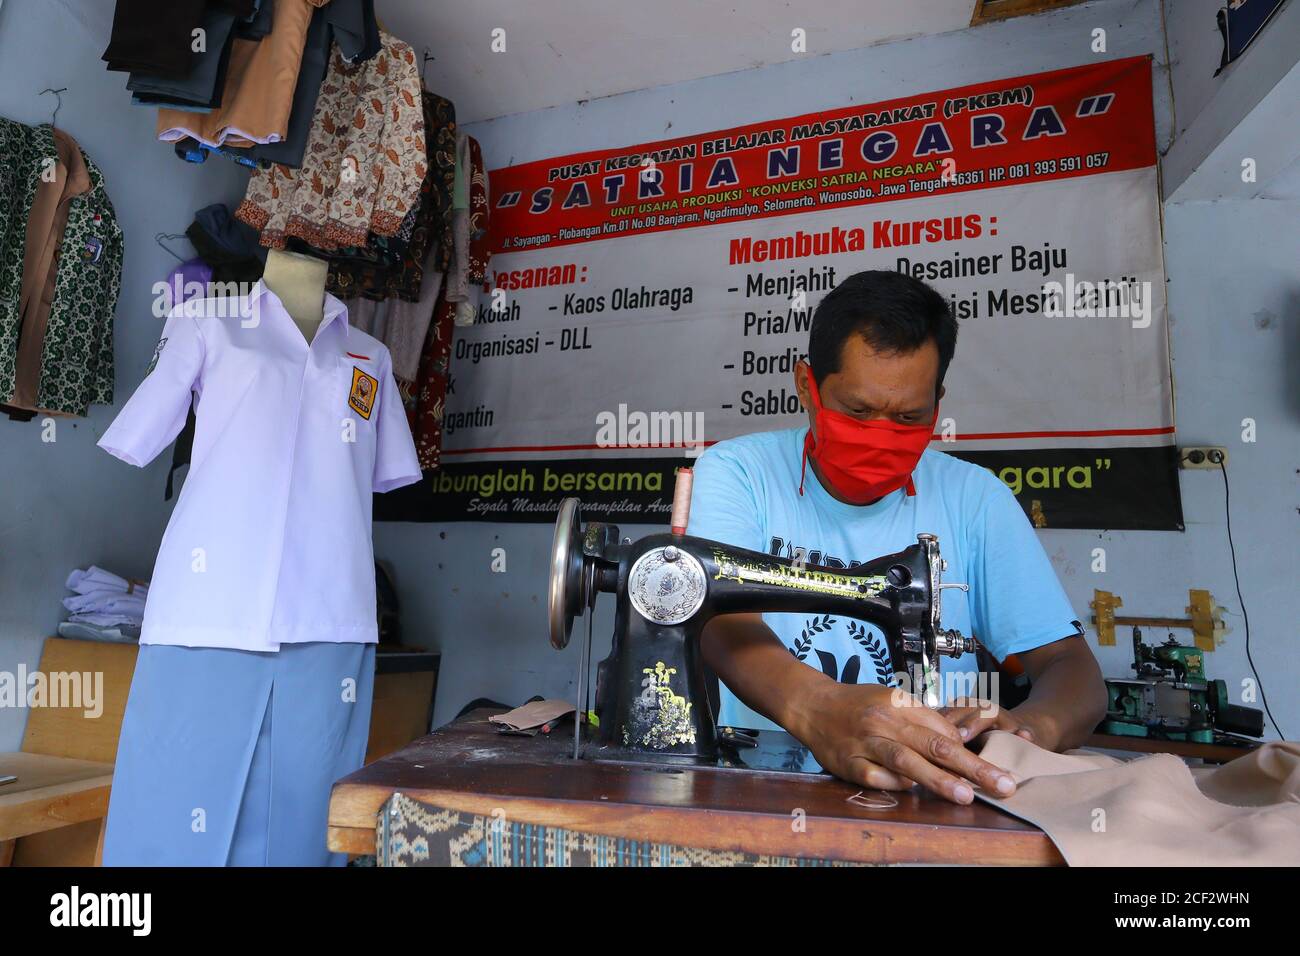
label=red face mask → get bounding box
[800,372,936,505]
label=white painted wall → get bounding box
[1162,0,1300,198]
[380,0,983,123]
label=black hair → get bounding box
[808,270,957,391]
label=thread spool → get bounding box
[670,467,693,535]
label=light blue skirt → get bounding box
[102,641,376,866]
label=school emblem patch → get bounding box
[348,366,378,420]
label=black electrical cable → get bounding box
[1214,452,1285,740]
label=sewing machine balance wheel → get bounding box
[548,497,590,649]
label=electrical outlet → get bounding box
[1179,447,1227,470]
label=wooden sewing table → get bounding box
[327,707,1063,865]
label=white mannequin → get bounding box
[262,249,328,343]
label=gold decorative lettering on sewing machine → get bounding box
[711,549,890,600]
[547,497,974,770]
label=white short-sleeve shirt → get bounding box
[99,281,421,651]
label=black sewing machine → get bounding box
[548,488,975,773]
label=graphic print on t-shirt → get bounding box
[776,536,899,687]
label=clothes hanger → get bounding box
[155,232,189,262]
[38,87,66,128]
[421,47,434,86]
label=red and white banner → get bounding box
[379,56,1182,529]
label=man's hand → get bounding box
[702,613,1028,804]
[790,681,1020,805]
[939,697,1050,746]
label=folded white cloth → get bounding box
[57,621,141,644]
[66,566,149,599]
[65,610,144,627]
[64,591,148,617]
[63,566,149,627]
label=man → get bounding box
[689,270,1106,805]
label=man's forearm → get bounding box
[700,613,831,736]
[1013,640,1108,751]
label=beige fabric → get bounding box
[973,730,1300,866]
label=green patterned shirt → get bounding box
[0,119,123,416]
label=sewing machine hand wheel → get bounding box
[548,497,589,649]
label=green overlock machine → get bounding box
[1102,627,1264,743]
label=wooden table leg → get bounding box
[0,839,15,867]
[94,817,107,867]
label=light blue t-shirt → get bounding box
[688,427,1083,731]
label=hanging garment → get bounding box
[235,0,276,40]
[445,132,490,305]
[383,261,444,382]
[192,202,267,260]
[341,295,387,340]
[184,203,267,285]
[102,640,375,866]
[443,133,471,302]
[235,31,425,250]
[125,4,240,112]
[466,137,491,285]
[191,203,266,264]
[322,0,380,61]
[155,0,319,149]
[101,0,210,78]
[0,122,122,418]
[0,119,56,406]
[411,287,457,471]
[3,127,90,420]
[341,262,442,383]
[324,91,456,302]
[219,0,381,170]
[427,97,459,272]
[974,730,1300,866]
[98,281,420,651]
